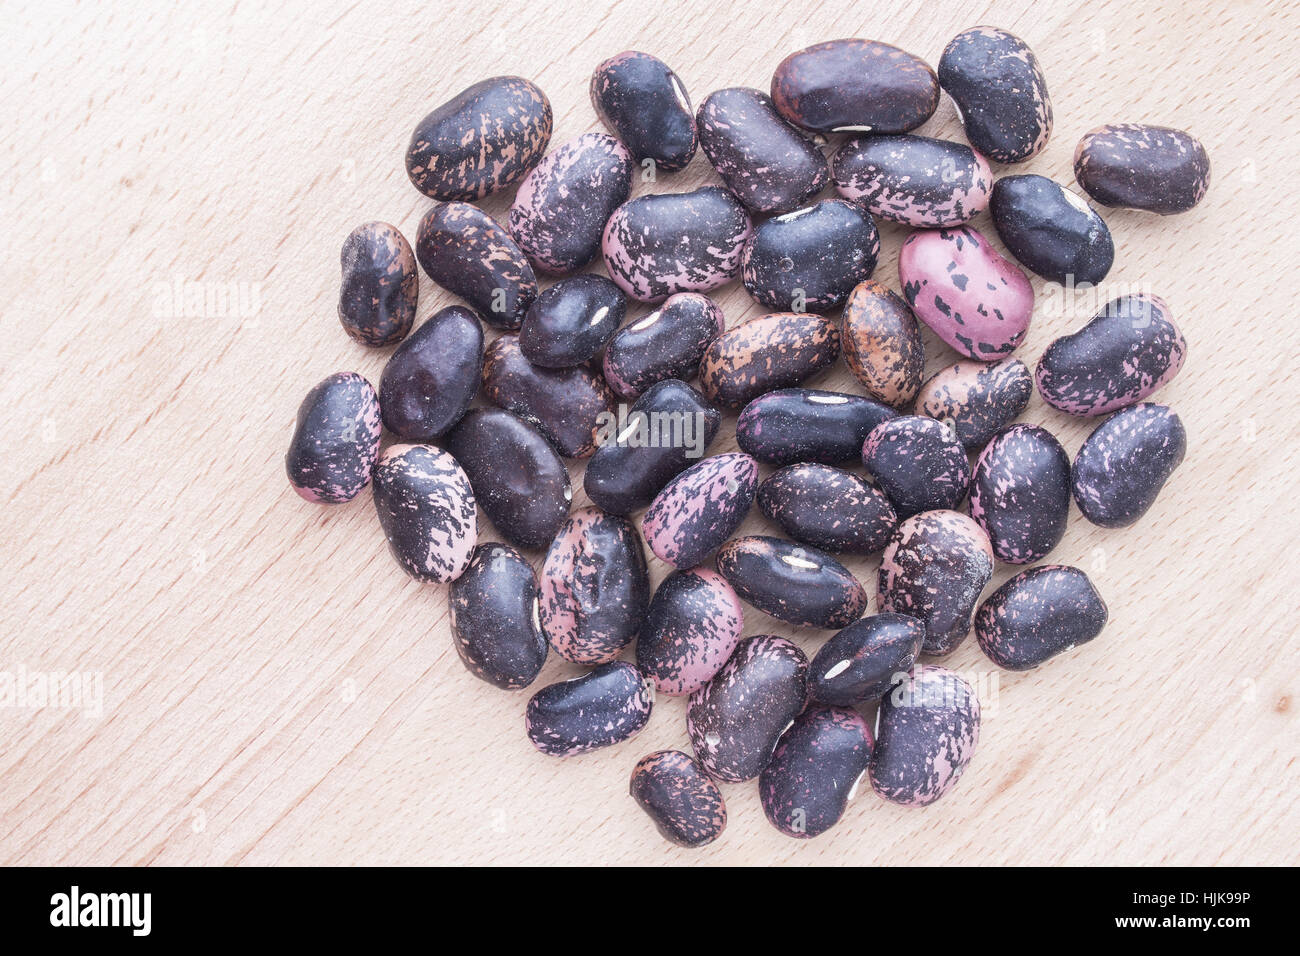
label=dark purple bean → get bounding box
[839,281,924,407]
[372,444,477,583]
[970,424,1071,564]
[525,661,652,757]
[832,135,992,227]
[716,535,866,629]
[736,387,897,466]
[642,453,758,569]
[687,635,808,782]
[975,565,1108,671]
[449,543,547,689]
[286,372,381,504]
[444,408,571,550]
[630,750,726,848]
[1074,124,1211,214]
[861,416,971,519]
[869,666,980,806]
[1072,403,1186,528]
[337,222,418,347]
[519,274,626,368]
[591,51,697,172]
[741,199,879,312]
[637,567,744,696]
[584,379,721,515]
[538,507,650,665]
[991,174,1113,286]
[757,463,896,554]
[760,706,873,838]
[808,613,925,706]
[938,27,1051,164]
[406,76,552,201]
[698,312,840,410]
[378,306,483,441]
[915,358,1032,450]
[602,293,725,400]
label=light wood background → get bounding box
[2,0,1296,866]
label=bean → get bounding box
[899,224,1033,360]
[449,543,547,689]
[832,135,992,227]
[406,76,552,200]
[771,38,939,135]
[970,424,1071,564]
[1074,124,1211,214]
[337,222,418,347]
[507,132,634,276]
[372,444,477,583]
[687,635,808,782]
[698,312,840,410]
[602,293,725,400]
[525,661,652,757]
[629,750,727,848]
[861,416,971,519]
[991,174,1113,286]
[642,452,759,568]
[1072,403,1186,528]
[736,387,897,466]
[741,199,879,311]
[286,372,382,504]
[757,463,897,554]
[415,202,538,330]
[915,358,1032,450]
[877,511,993,656]
[444,408,572,551]
[591,51,697,172]
[697,87,829,215]
[938,27,1051,163]
[839,280,925,407]
[1035,293,1186,416]
[808,613,925,706]
[637,567,744,696]
[584,379,721,515]
[869,666,980,806]
[975,565,1108,671]
[378,306,483,441]
[716,535,866,629]
[602,187,751,303]
[519,274,626,368]
[538,507,650,665]
[760,706,873,838]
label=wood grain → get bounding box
[1,0,1296,866]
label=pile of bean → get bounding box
[288,28,1206,848]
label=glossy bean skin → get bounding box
[508,132,634,275]
[808,613,925,706]
[584,379,722,515]
[406,76,552,200]
[630,750,727,848]
[444,408,572,551]
[698,312,840,410]
[736,387,897,466]
[741,199,879,312]
[642,452,759,568]
[337,222,418,347]
[916,358,1032,450]
[716,535,866,629]
[372,444,477,583]
[899,225,1034,360]
[991,175,1113,286]
[378,306,483,441]
[1074,124,1211,214]
[839,280,925,407]
[481,334,615,458]
[538,507,650,665]
[449,544,547,689]
[602,187,751,303]
[975,565,1107,671]
[771,39,939,135]
[970,424,1071,565]
[526,661,652,757]
[697,87,830,216]
[862,416,971,519]
[415,202,538,330]
[869,666,980,806]
[591,51,697,172]
[687,635,808,782]
[938,27,1052,164]
[1072,403,1186,528]
[602,293,725,399]
[832,135,992,227]
[519,274,626,368]
[286,372,382,504]
[757,463,897,554]
[1036,294,1186,416]
[877,511,993,656]
[637,567,745,696]
[760,706,873,838]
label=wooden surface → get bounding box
[2,0,1297,866]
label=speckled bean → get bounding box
[449,543,547,689]
[591,52,697,172]
[286,372,382,504]
[1074,124,1211,215]
[832,135,992,227]
[337,222,418,347]
[839,280,925,407]
[991,174,1113,285]
[716,535,866,629]
[526,661,652,757]
[970,424,1070,564]
[975,565,1108,671]
[1072,403,1186,528]
[808,613,925,706]
[602,293,725,399]
[915,358,1032,450]
[757,463,897,554]
[698,312,840,410]
[642,452,759,569]
[629,750,726,848]
[519,274,626,368]
[372,444,477,583]
[741,199,879,311]
[378,306,483,441]
[736,387,897,466]
[760,706,873,838]
[637,567,745,696]
[861,416,972,519]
